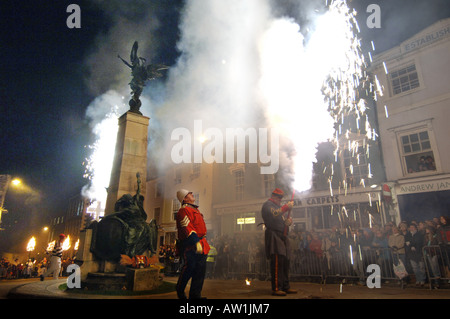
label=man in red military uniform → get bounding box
[175,189,210,299]
[261,188,296,296]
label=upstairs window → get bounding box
[390,64,419,95]
[234,170,244,201]
[400,130,436,174]
[343,142,369,188]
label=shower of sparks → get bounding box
[383,61,389,74]
[260,0,383,194]
[83,108,121,219]
[311,1,384,206]
[80,1,384,232]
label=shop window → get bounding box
[235,212,256,232]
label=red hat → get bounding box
[272,188,284,197]
[59,234,66,238]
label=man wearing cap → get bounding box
[175,189,210,299]
[261,188,296,296]
[40,234,65,281]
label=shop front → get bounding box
[395,174,450,223]
[292,189,385,231]
[215,188,387,236]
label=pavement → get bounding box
[6,276,450,300]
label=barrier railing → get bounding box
[423,245,450,289]
[208,245,450,289]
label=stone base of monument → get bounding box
[82,268,161,292]
[82,272,127,291]
[126,267,161,291]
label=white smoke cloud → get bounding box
[156,0,335,190]
[82,0,365,201]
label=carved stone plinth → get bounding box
[126,267,161,291]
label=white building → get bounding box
[371,18,450,223]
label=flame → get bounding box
[245,278,251,286]
[74,239,80,251]
[47,240,55,252]
[62,235,71,251]
[27,237,36,252]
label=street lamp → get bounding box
[0,175,24,230]
[11,179,22,186]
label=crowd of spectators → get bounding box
[160,215,450,288]
[158,244,180,275]
[0,256,75,280]
[287,215,450,288]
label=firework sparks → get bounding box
[80,1,384,213]
[260,0,382,193]
[83,106,122,219]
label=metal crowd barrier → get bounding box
[423,245,450,289]
[209,246,450,289]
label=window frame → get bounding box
[394,121,440,177]
[387,61,423,98]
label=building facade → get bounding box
[146,143,386,246]
[144,19,450,246]
[371,18,450,223]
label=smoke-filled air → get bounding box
[81,0,381,216]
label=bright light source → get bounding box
[198,135,207,144]
[11,179,21,186]
[62,235,71,251]
[27,237,36,252]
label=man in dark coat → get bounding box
[405,223,426,286]
[261,188,296,296]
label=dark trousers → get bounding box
[270,254,290,291]
[176,250,207,299]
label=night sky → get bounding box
[1,0,450,252]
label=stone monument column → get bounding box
[104,111,150,215]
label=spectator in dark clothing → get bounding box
[405,224,426,286]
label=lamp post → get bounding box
[0,175,22,230]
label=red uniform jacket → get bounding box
[176,203,210,255]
